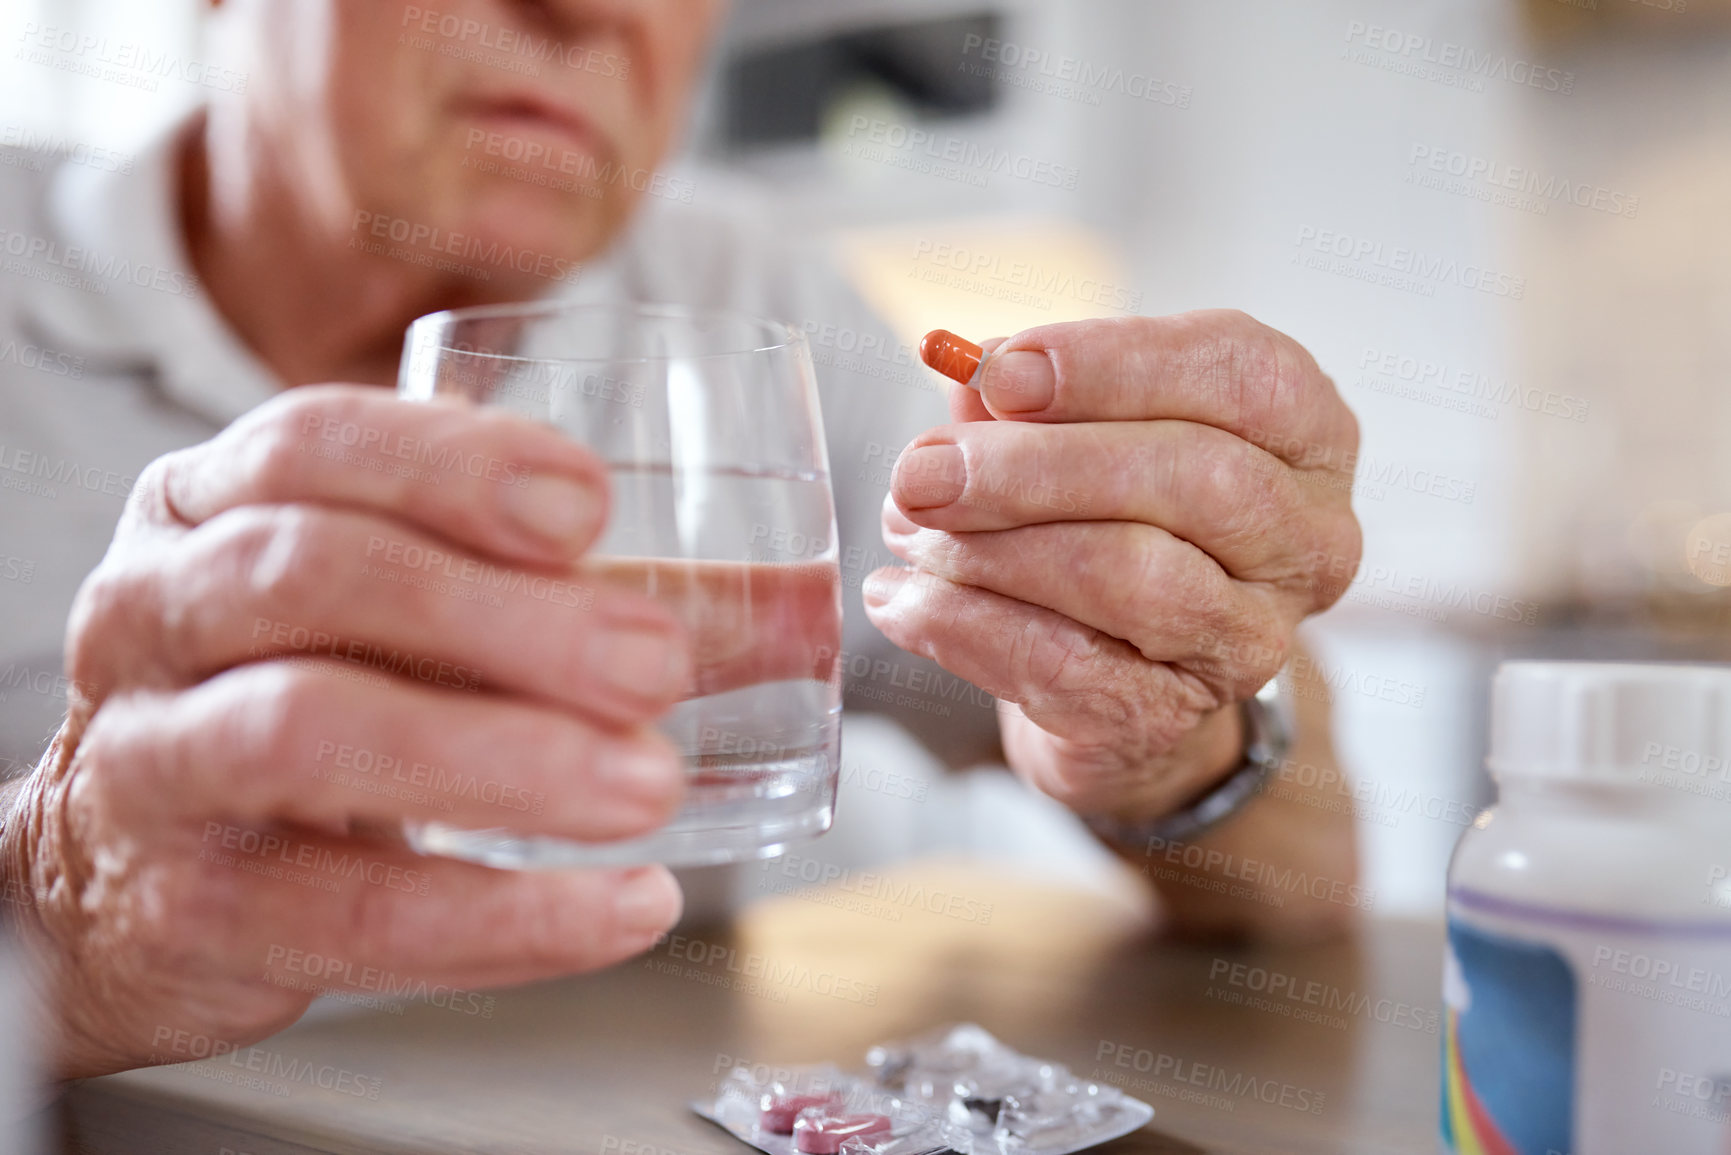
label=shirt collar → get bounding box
[25,109,282,426]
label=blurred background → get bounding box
[4,0,1729,916]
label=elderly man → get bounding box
[0,0,1361,1079]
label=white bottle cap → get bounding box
[1488,660,1731,783]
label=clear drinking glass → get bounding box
[396,301,843,868]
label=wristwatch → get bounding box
[1083,677,1293,850]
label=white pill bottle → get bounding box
[1442,661,1731,1155]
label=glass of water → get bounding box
[396,301,842,869]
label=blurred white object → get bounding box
[0,0,204,148]
[1445,662,1731,1154]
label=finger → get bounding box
[880,505,1290,694]
[150,816,681,989]
[285,861,682,990]
[71,506,839,714]
[139,385,610,563]
[974,311,1359,471]
[91,662,685,842]
[860,566,1218,753]
[890,420,1348,580]
[587,557,842,695]
[73,502,687,723]
[944,338,1005,424]
[230,849,682,989]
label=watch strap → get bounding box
[1083,678,1291,851]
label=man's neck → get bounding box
[176,112,507,390]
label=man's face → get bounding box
[220,0,723,279]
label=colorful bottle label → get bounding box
[1443,889,1731,1154]
[1441,917,1576,1155]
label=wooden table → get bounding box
[60,860,1444,1155]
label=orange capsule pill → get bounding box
[920,329,985,388]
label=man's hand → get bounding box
[863,310,1361,825]
[1,386,700,1079]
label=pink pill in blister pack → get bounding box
[691,1023,1154,1155]
[792,1112,892,1155]
[760,1093,846,1134]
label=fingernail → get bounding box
[862,567,910,609]
[984,350,1056,413]
[590,623,691,701]
[501,474,600,549]
[612,867,683,935]
[597,738,684,805]
[881,500,919,537]
[893,443,966,509]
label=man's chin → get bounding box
[444,184,621,294]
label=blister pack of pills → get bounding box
[690,1024,1154,1155]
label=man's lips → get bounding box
[461,92,611,159]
